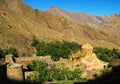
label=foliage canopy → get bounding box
[31,38,82,61]
[0,47,18,59]
[27,61,82,82]
[94,47,120,62]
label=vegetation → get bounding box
[94,47,120,62]
[0,47,18,59]
[27,61,82,82]
[31,38,82,61]
[101,68,112,77]
[31,37,120,62]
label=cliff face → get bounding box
[0,0,120,56]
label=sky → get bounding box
[23,0,120,16]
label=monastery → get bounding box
[5,43,108,80]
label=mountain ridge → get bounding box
[0,0,120,56]
[47,6,120,28]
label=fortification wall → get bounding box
[7,63,24,81]
[5,54,14,64]
[24,71,34,80]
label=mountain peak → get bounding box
[110,14,120,20]
[49,6,62,11]
[51,6,57,8]
[48,6,65,16]
[111,14,120,17]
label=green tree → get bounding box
[0,47,18,59]
[94,47,120,63]
[31,37,40,48]
[49,64,61,81]
[3,47,18,57]
[27,61,82,82]
[71,69,82,81]
[31,38,82,61]
[28,61,49,82]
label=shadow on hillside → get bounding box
[75,65,120,84]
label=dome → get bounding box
[82,43,93,49]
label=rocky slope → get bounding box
[47,6,120,28]
[0,0,120,56]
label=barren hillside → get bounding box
[0,0,120,56]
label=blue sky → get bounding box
[23,0,120,16]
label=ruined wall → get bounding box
[7,63,24,81]
[5,54,14,64]
[15,55,53,69]
[24,71,34,80]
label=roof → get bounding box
[84,53,97,62]
[7,63,22,68]
[82,43,93,49]
[82,59,91,66]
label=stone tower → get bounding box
[82,43,93,55]
[7,63,24,81]
[5,54,14,64]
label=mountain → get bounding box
[101,15,120,37]
[47,6,120,28]
[0,0,120,56]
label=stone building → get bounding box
[82,43,93,55]
[7,63,24,80]
[68,43,108,78]
[5,43,108,80]
[68,43,108,71]
[5,54,14,64]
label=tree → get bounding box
[27,61,82,82]
[49,64,61,81]
[31,37,39,48]
[94,47,120,63]
[28,61,49,82]
[0,47,18,59]
[3,47,18,57]
[31,38,82,61]
[71,69,82,81]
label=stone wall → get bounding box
[5,54,14,64]
[24,71,34,80]
[7,63,24,81]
